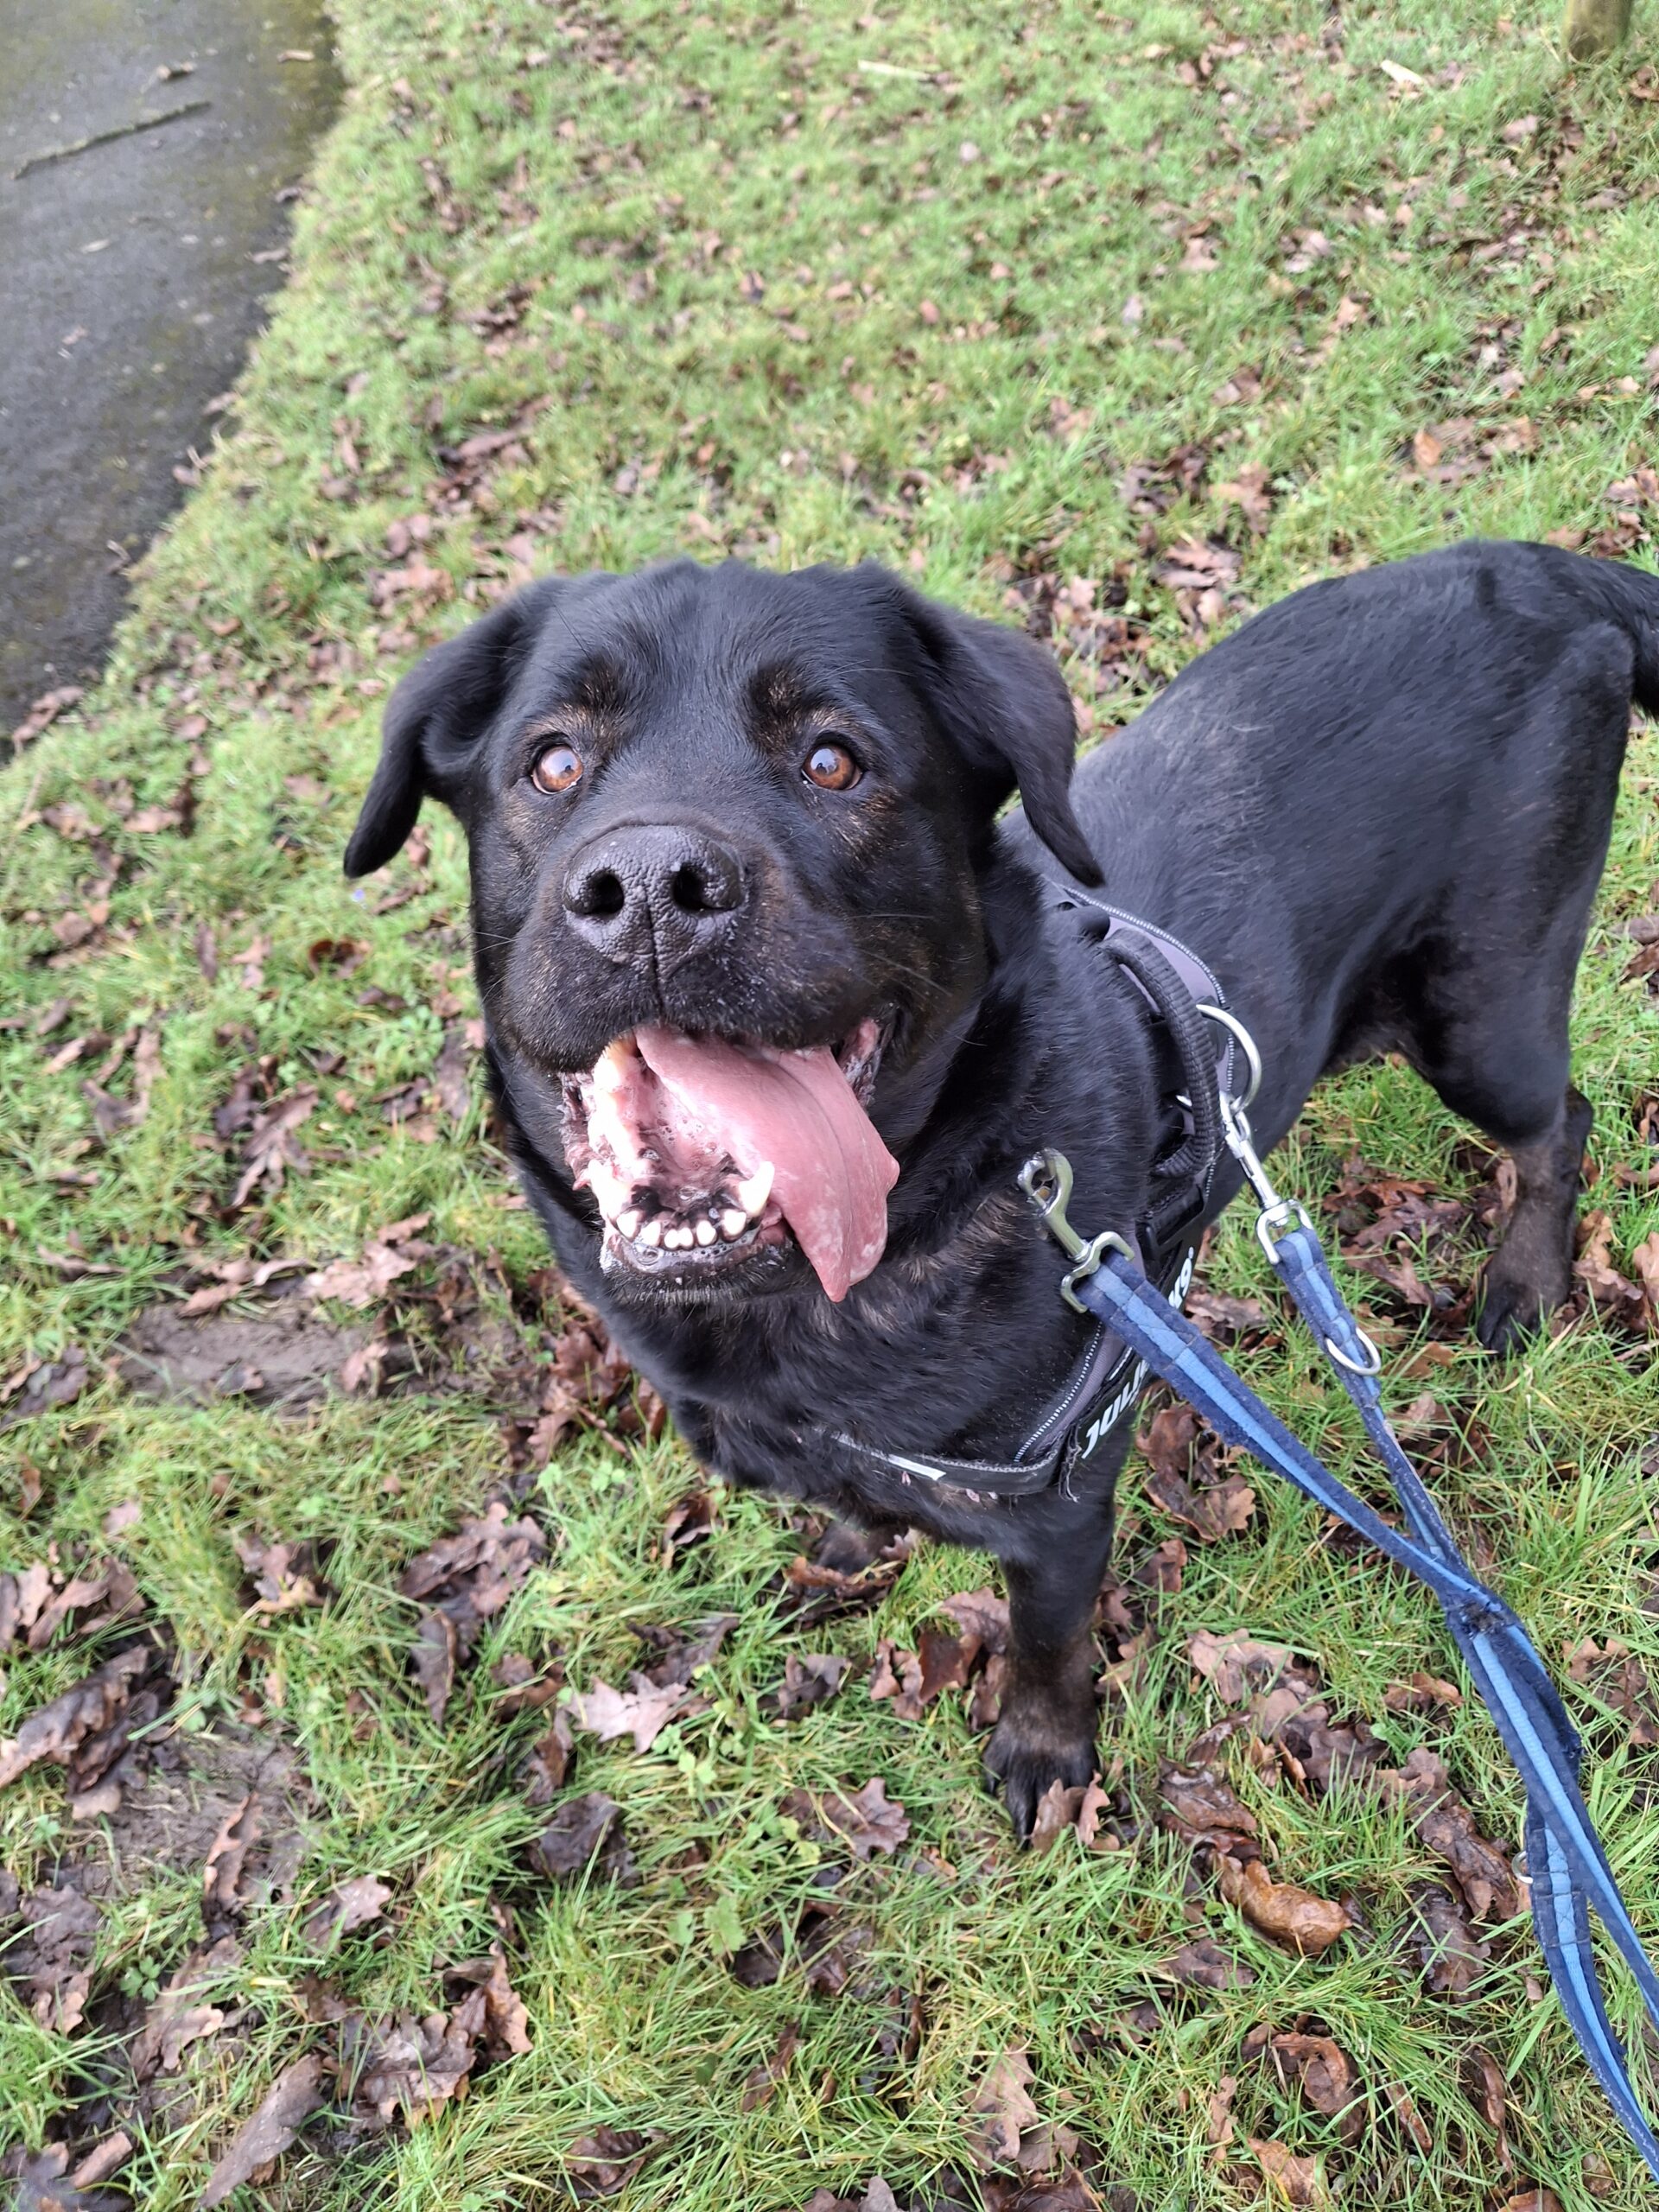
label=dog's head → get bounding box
[345,559,1096,1304]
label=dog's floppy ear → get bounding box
[343,581,558,877]
[884,571,1103,887]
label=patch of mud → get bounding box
[88,1724,309,1904]
[118,1300,371,1409]
[118,1264,537,1413]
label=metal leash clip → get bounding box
[1217,1089,1382,1378]
[1019,1148,1135,1313]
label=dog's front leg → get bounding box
[983,1503,1116,1840]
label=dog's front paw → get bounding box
[984,1707,1097,1843]
[1473,1257,1561,1354]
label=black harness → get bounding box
[818,894,1244,1501]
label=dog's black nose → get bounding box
[562,823,747,969]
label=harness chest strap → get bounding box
[820,899,1236,1500]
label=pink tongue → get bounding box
[633,1026,899,1300]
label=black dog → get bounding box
[345,540,1655,1835]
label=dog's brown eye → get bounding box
[531,741,583,793]
[803,741,861,791]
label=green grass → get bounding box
[3,0,1659,2203]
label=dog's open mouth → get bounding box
[558,1018,899,1300]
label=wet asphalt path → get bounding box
[0,0,340,732]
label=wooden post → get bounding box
[1563,0,1634,57]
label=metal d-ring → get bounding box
[1194,1002,1262,1109]
[1323,1325,1382,1376]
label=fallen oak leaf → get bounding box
[227,1086,316,1210]
[130,1934,239,2078]
[445,1942,532,2061]
[1159,1935,1255,1989]
[741,2019,802,2111]
[1247,2138,1327,2204]
[772,1651,852,1717]
[203,1791,262,1916]
[1269,2033,1361,2145]
[1158,1763,1259,1848]
[970,2044,1041,2169]
[568,1675,696,1753]
[1463,2045,1511,2170]
[1409,1881,1490,1996]
[199,2054,327,2207]
[1376,1748,1519,1921]
[1217,1853,1351,1955]
[531,1793,622,1879]
[563,2126,667,2200]
[938,1586,1011,1653]
[305,1214,433,1308]
[302,1874,391,1949]
[8,1878,99,2031]
[340,1996,486,2127]
[868,1637,925,1719]
[782,1777,909,1859]
[1028,1777,1089,1855]
[0,1643,152,1789]
[411,1609,457,1726]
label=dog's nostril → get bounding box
[670,862,714,914]
[576,868,626,919]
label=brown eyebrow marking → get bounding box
[567,652,632,717]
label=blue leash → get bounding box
[1022,1122,1659,2180]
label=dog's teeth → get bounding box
[664,1224,694,1249]
[694,1218,717,1246]
[615,1207,642,1240]
[639,1217,664,1248]
[735,1163,773,1217]
[719,1208,747,1240]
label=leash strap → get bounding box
[1031,1150,1659,2176]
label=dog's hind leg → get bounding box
[1393,625,1630,1353]
[1474,1084,1593,1352]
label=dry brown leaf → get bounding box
[1160,1936,1255,1990]
[782,1777,909,1860]
[9,1879,99,2032]
[1217,1854,1351,1955]
[1270,2034,1359,2143]
[938,1586,1012,1654]
[447,1943,532,2061]
[1385,2079,1433,2152]
[305,1215,433,1309]
[1463,2045,1511,2169]
[1158,1763,1259,1847]
[741,2019,802,2111]
[562,2126,667,2199]
[1028,1777,1089,1855]
[199,2055,327,2206]
[302,1874,391,1948]
[1410,1882,1490,1995]
[568,1675,693,1754]
[227,1087,317,1210]
[203,1791,262,1916]
[531,1793,623,1879]
[0,1643,154,1791]
[970,2044,1041,2169]
[130,1935,239,2078]
[411,1608,458,1726]
[1247,2138,1327,2204]
[774,1652,852,1718]
[1377,1749,1519,1921]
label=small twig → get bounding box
[12,99,210,181]
[856,58,938,81]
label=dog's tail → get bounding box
[1577,555,1659,716]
